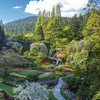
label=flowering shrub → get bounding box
[13,82,51,100]
[40,79,58,86]
[61,81,67,90]
[41,69,52,72]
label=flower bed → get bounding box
[63,68,75,72]
[39,79,58,86]
[40,69,52,72]
[10,73,27,80]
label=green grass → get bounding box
[0,77,3,82]
[0,81,57,100]
[0,82,16,97]
[48,91,57,100]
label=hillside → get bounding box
[4,16,37,34]
[4,16,71,37]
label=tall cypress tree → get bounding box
[34,11,43,41]
[45,5,62,49]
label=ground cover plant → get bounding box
[62,76,81,93]
[13,81,52,100]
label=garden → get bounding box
[0,62,74,100]
[0,1,100,99]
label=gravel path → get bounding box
[53,77,66,100]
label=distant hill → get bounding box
[4,16,37,34]
[4,16,71,37]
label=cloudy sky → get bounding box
[0,0,89,24]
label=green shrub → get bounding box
[16,78,26,84]
[27,73,38,82]
[65,63,73,68]
[2,79,16,87]
[36,64,55,70]
[62,76,81,93]
[58,67,64,72]
[1,71,9,78]
[38,73,53,81]
[52,73,64,78]
[52,68,56,73]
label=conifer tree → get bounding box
[68,14,83,41]
[45,5,62,49]
[34,11,43,41]
[0,20,5,44]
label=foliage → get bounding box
[27,73,38,82]
[38,73,53,81]
[10,73,27,79]
[60,88,72,100]
[0,49,28,68]
[40,79,58,86]
[30,43,48,54]
[6,41,23,53]
[92,91,100,100]
[5,16,37,37]
[52,68,56,74]
[48,91,57,100]
[11,35,31,52]
[0,92,4,98]
[24,43,48,65]
[38,64,54,70]
[23,32,34,39]
[62,76,81,93]
[0,20,5,44]
[2,78,16,87]
[41,69,52,72]
[13,82,51,100]
[0,82,16,97]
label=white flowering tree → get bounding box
[13,81,51,100]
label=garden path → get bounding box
[53,77,66,100]
[53,73,75,100]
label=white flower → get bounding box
[13,81,51,100]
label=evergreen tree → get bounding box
[0,20,5,44]
[68,14,83,41]
[45,5,62,50]
[34,11,43,41]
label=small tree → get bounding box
[0,49,28,74]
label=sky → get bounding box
[0,0,89,24]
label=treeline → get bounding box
[5,16,37,37]
[4,15,71,38]
[33,4,90,54]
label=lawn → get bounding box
[0,82,16,97]
[48,91,57,100]
[0,81,57,100]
